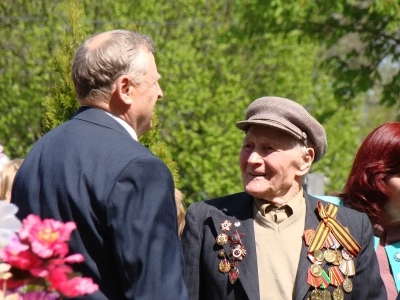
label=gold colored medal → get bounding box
[216,233,228,245]
[324,249,336,263]
[332,250,342,266]
[311,264,323,277]
[310,289,322,300]
[314,250,324,262]
[332,287,344,300]
[343,278,353,293]
[218,249,226,258]
[320,289,332,300]
[218,259,231,273]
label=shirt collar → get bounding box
[105,112,138,141]
[254,188,305,217]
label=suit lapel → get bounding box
[210,194,260,300]
[294,195,324,300]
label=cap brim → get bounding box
[236,120,303,141]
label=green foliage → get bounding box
[140,115,180,186]
[42,0,87,131]
[0,0,64,157]
[1,0,399,204]
[238,0,400,107]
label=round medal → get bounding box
[324,249,336,263]
[232,248,243,260]
[216,233,228,245]
[320,289,332,300]
[218,259,231,273]
[341,248,353,261]
[332,288,344,300]
[310,264,323,277]
[333,251,342,266]
[310,289,322,300]
[218,249,226,258]
[343,278,353,293]
[314,249,324,262]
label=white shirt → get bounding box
[105,112,138,141]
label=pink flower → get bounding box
[19,215,76,259]
[48,268,98,297]
[0,249,42,271]
[29,254,83,278]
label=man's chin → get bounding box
[244,187,268,199]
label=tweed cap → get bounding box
[236,96,327,162]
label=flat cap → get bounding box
[236,96,327,162]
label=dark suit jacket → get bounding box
[182,192,386,300]
[12,107,188,300]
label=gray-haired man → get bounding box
[12,30,188,300]
[182,96,385,300]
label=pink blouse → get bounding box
[374,224,400,300]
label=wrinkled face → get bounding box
[239,125,309,201]
[131,51,163,135]
[383,174,400,224]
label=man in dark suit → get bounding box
[12,30,188,300]
[182,96,386,299]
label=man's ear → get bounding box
[115,75,133,105]
[296,148,315,176]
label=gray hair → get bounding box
[72,30,155,104]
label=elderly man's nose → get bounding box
[248,151,263,164]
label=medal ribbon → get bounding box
[320,269,331,288]
[324,232,335,248]
[309,203,337,251]
[329,266,344,287]
[309,202,361,257]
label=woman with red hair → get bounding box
[340,122,400,300]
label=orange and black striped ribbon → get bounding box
[309,202,361,257]
[309,203,337,252]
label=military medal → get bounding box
[228,229,244,246]
[307,268,323,288]
[310,289,322,300]
[304,201,361,299]
[332,249,342,266]
[324,249,336,263]
[341,248,353,261]
[231,244,246,260]
[218,249,226,258]
[216,220,246,284]
[329,266,345,287]
[332,287,344,300]
[324,232,335,249]
[311,264,323,277]
[304,229,316,246]
[339,258,356,276]
[216,233,228,245]
[320,270,331,288]
[342,278,353,293]
[218,259,231,273]
[229,264,240,284]
[220,220,232,231]
[320,289,331,300]
[314,250,324,262]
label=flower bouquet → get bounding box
[0,202,98,299]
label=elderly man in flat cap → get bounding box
[181,96,386,300]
